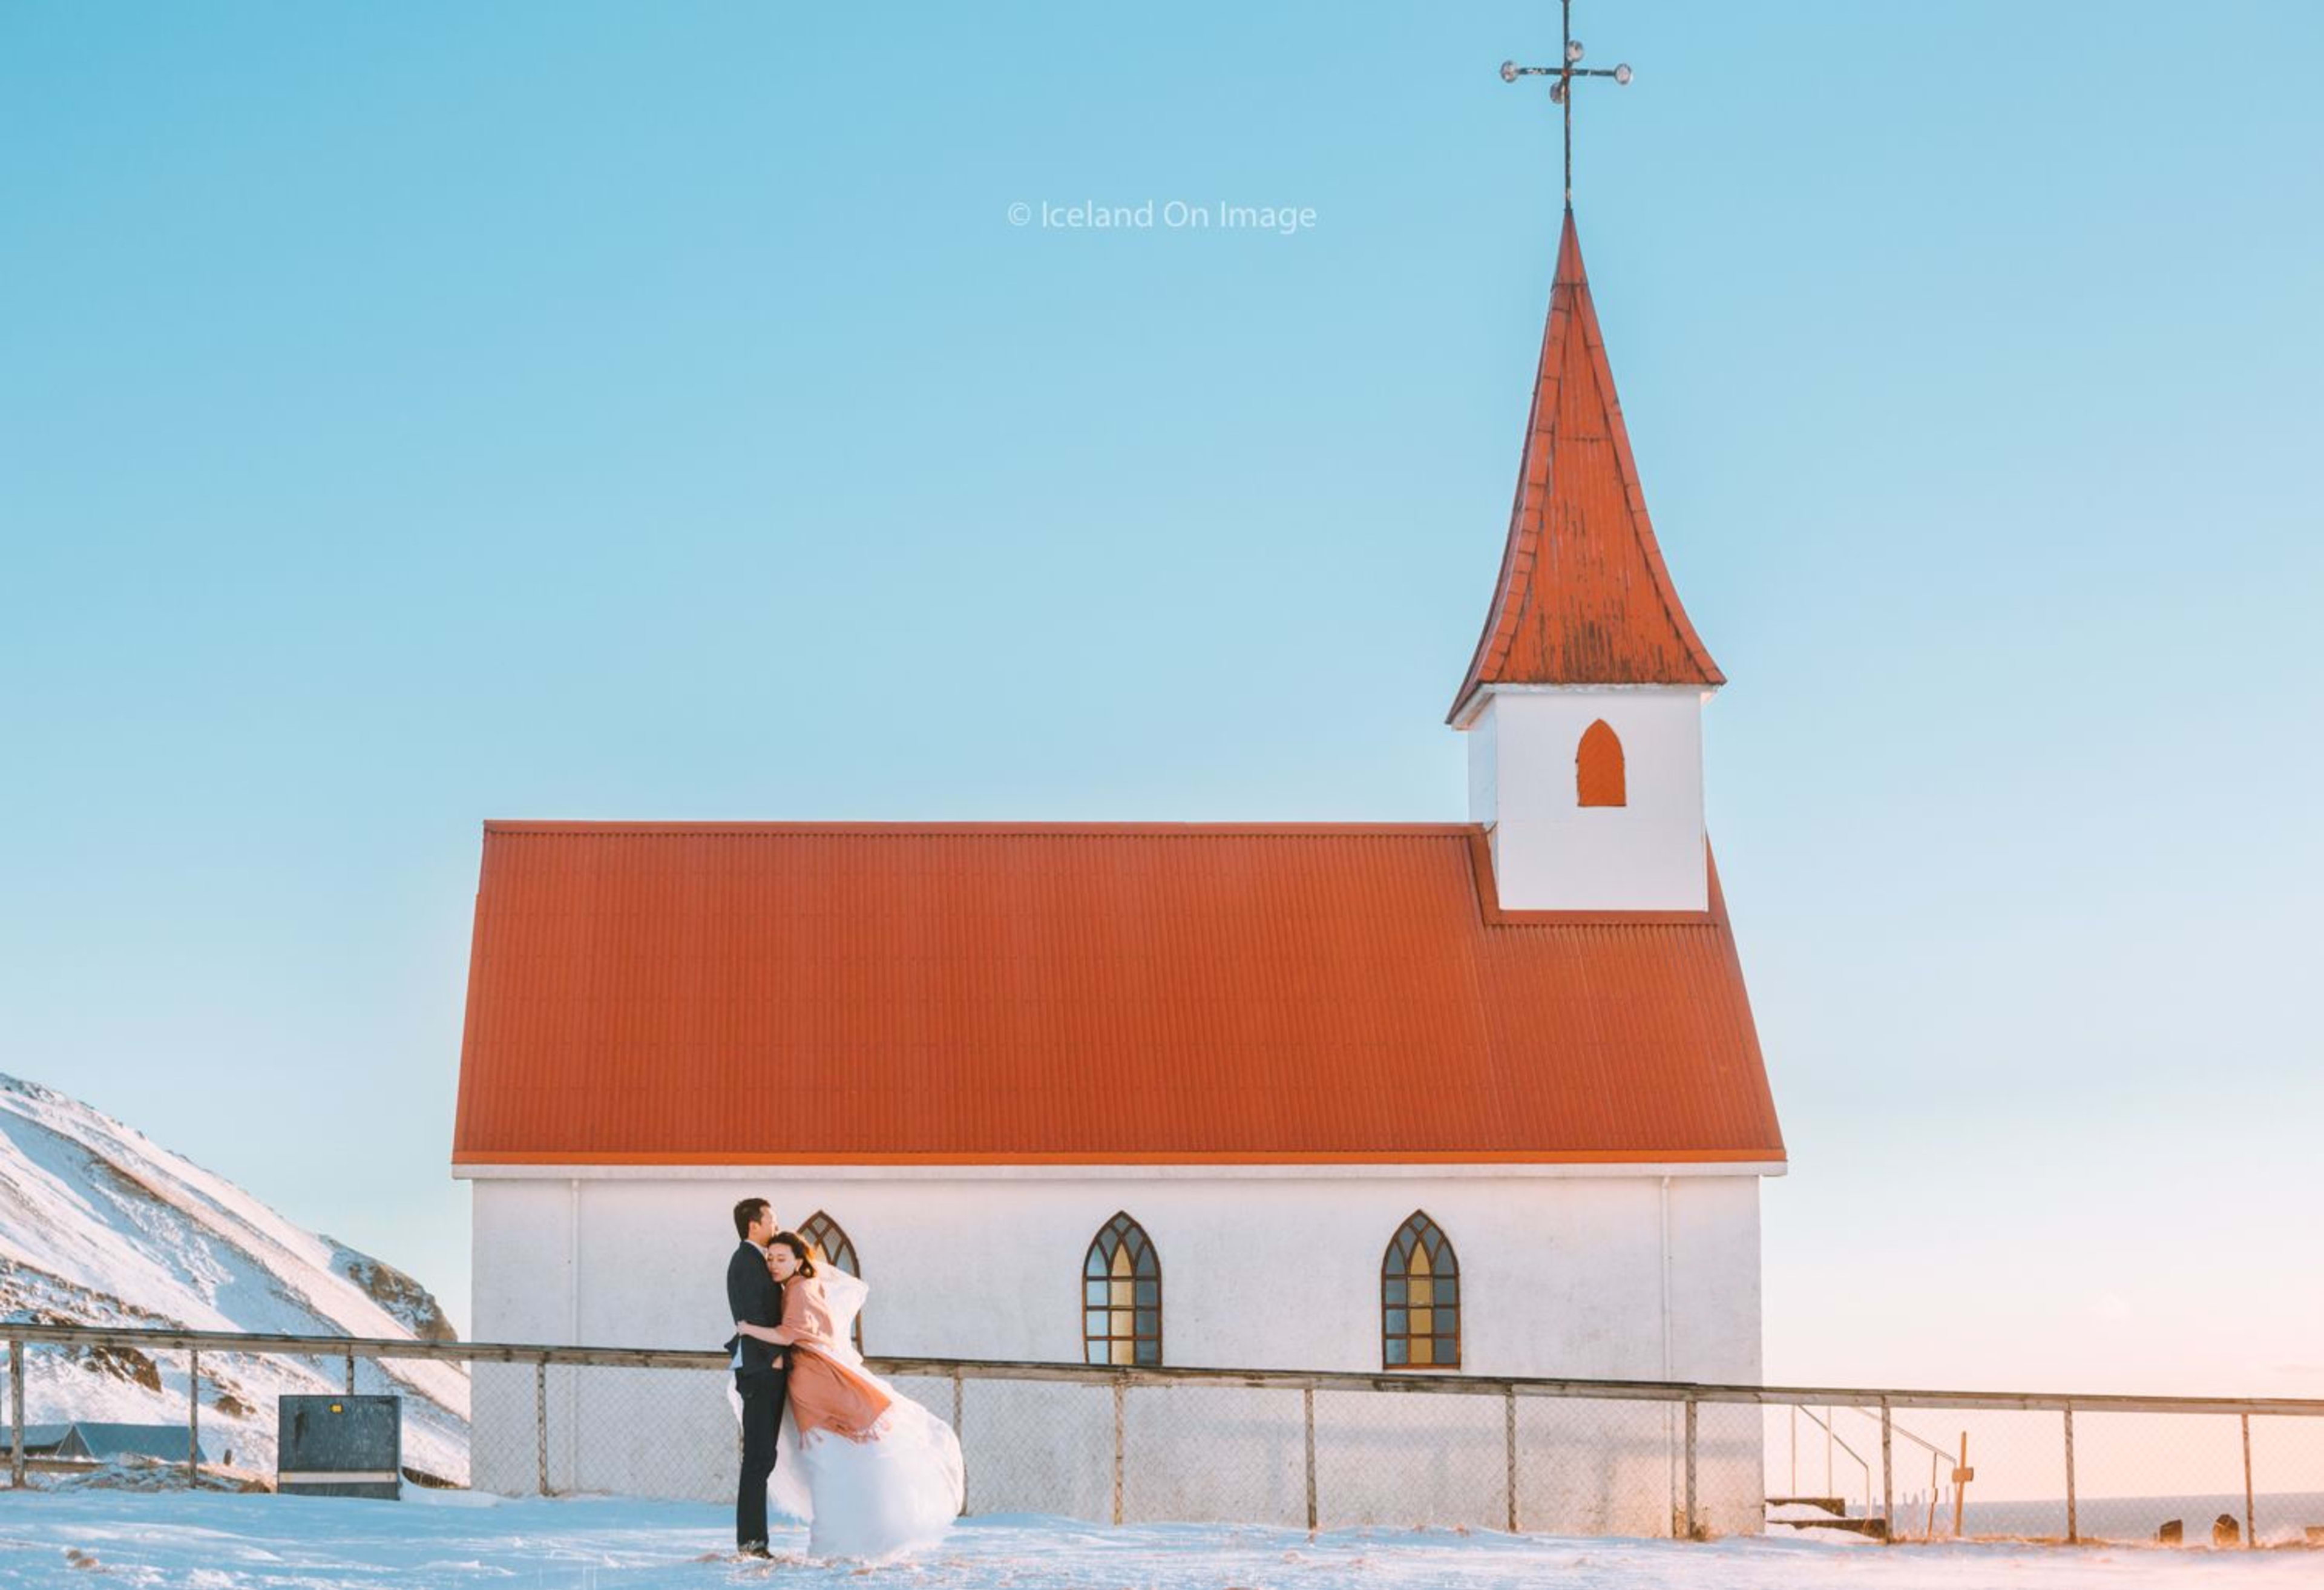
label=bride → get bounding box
[730,1231,964,1560]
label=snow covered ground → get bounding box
[0,1491,2315,1589]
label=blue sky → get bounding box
[4,2,2319,1391]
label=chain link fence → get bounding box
[8,1326,2322,1546]
[1759,1398,2324,1545]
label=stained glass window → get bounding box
[1382,1211,1461,1370]
[798,1210,862,1350]
[1082,1212,1161,1367]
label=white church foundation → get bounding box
[462,1164,1771,1536]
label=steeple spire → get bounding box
[1447,211,1722,725]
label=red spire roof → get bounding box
[1448,211,1723,723]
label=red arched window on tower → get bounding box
[1577,720,1626,807]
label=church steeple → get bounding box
[1448,211,1721,728]
[1449,211,1721,914]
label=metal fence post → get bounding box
[1682,1396,1698,1540]
[2062,1404,2077,1544]
[1302,1385,1318,1533]
[8,1339,22,1488]
[951,1369,967,1515]
[1110,1378,1127,1526]
[1879,1396,1893,1538]
[2240,1412,2254,1549]
[188,1347,201,1487]
[536,1358,550,1498]
[1503,1384,1519,1534]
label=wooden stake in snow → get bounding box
[1951,1430,1972,1538]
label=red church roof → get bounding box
[451,823,1784,1168]
[1448,211,1723,723]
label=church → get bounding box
[452,206,1786,1534]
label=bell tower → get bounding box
[1448,212,1722,913]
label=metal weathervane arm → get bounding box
[1500,0,1635,210]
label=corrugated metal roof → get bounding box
[65,1424,209,1463]
[452,823,1783,1166]
[1449,209,1724,721]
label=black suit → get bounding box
[725,1239,786,1549]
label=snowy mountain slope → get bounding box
[0,1073,468,1482]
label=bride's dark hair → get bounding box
[767,1230,818,1277]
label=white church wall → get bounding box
[1668,1175,1767,1536]
[1666,1176,1764,1384]
[1466,703,1501,826]
[471,1170,1764,1377]
[468,1178,582,1495]
[467,1166,1768,1532]
[1465,687,1710,911]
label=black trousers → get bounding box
[734,1365,787,1548]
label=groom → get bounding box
[724,1197,786,1557]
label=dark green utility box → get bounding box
[277,1395,401,1499]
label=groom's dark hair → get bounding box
[732,1197,770,1240]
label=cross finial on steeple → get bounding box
[1500,0,1634,212]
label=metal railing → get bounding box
[8,1322,2323,1545]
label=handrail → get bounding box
[7,1323,2323,1418]
[1842,1402,1958,1466]
[1791,1404,1873,1513]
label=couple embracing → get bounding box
[724,1198,963,1560]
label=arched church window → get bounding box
[1382,1211,1461,1369]
[798,1210,862,1350]
[1083,1212,1161,1367]
[1577,719,1627,807]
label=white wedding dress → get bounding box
[730,1270,965,1560]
